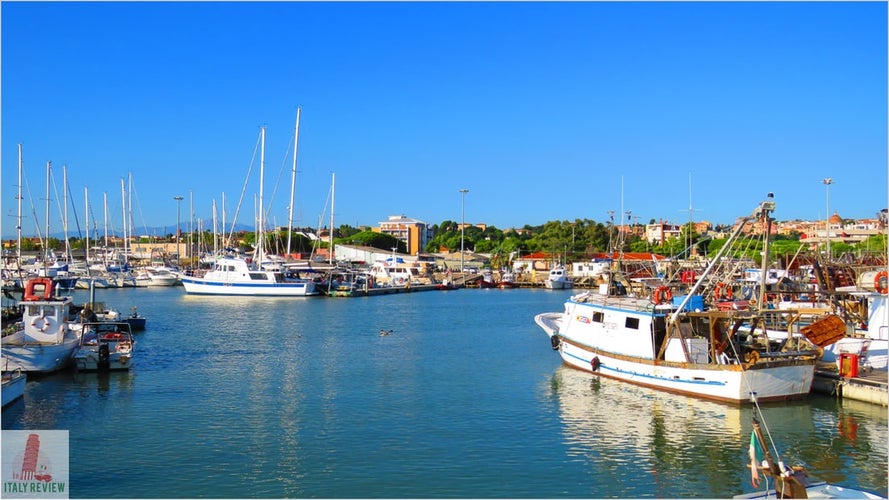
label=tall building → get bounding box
[376,215,432,255]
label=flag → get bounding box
[749,431,764,487]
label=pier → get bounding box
[812,364,888,406]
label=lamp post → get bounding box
[459,188,469,278]
[822,178,833,258]
[174,195,184,265]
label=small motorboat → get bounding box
[73,321,135,372]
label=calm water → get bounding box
[2,287,887,499]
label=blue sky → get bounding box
[2,1,887,240]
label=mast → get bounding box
[44,161,51,266]
[103,192,108,266]
[62,165,70,262]
[84,187,90,266]
[756,194,775,310]
[120,177,128,267]
[212,199,218,257]
[329,172,335,266]
[287,107,301,257]
[257,126,266,269]
[16,144,22,264]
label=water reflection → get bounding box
[549,365,888,498]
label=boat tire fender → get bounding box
[550,335,561,350]
[590,356,600,372]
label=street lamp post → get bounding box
[174,195,184,265]
[822,178,833,259]
[459,189,469,279]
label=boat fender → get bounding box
[874,271,888,295]
[550,335,561,350]
[396,277,405,286]
[590,356,600,372]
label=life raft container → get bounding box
[24,278,54,301]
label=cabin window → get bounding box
[592,312,604,323]
[249,273,267,280]
[625,317,640,330]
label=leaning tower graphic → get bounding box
[19,433,40,480]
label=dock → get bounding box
[812,364,888,406]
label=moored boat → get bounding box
[734,396,884,499]
[535,197,820,404]
[1,277,83,373]
[544,265,573,290]
[73,321,135,371]
[1,366,26,408]
[181,256,318,296]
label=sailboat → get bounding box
[180,126,318,297]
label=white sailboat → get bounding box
[180,126,318,297]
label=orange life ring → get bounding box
[874,271,888,295]
[714,282,733,300]
[23,278,54,301]
[745,350,760,365]
[652,286,673,304]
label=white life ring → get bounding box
[30,314,52,332]
[396,277,405,285]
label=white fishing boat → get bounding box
[544,265,573,289]
[1,277,83,373]
[535,197,820,404]
[73,321,135,371]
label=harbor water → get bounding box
[2,287,887,498]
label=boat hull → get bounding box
[544,279,573,290]
[181,278,318,296]
[1,370,26,407]
[1,336,80,373]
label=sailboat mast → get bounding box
[16,144,22,264]
[44,161,51,265]
[212,199,218,257]
[120,177,128,266]
[84,187,90,265]
[257,126,266,268]
[287,107,301,257]
[63,165,70,262]
[329,172,335,266]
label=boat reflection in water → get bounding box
[547,365,888,499]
